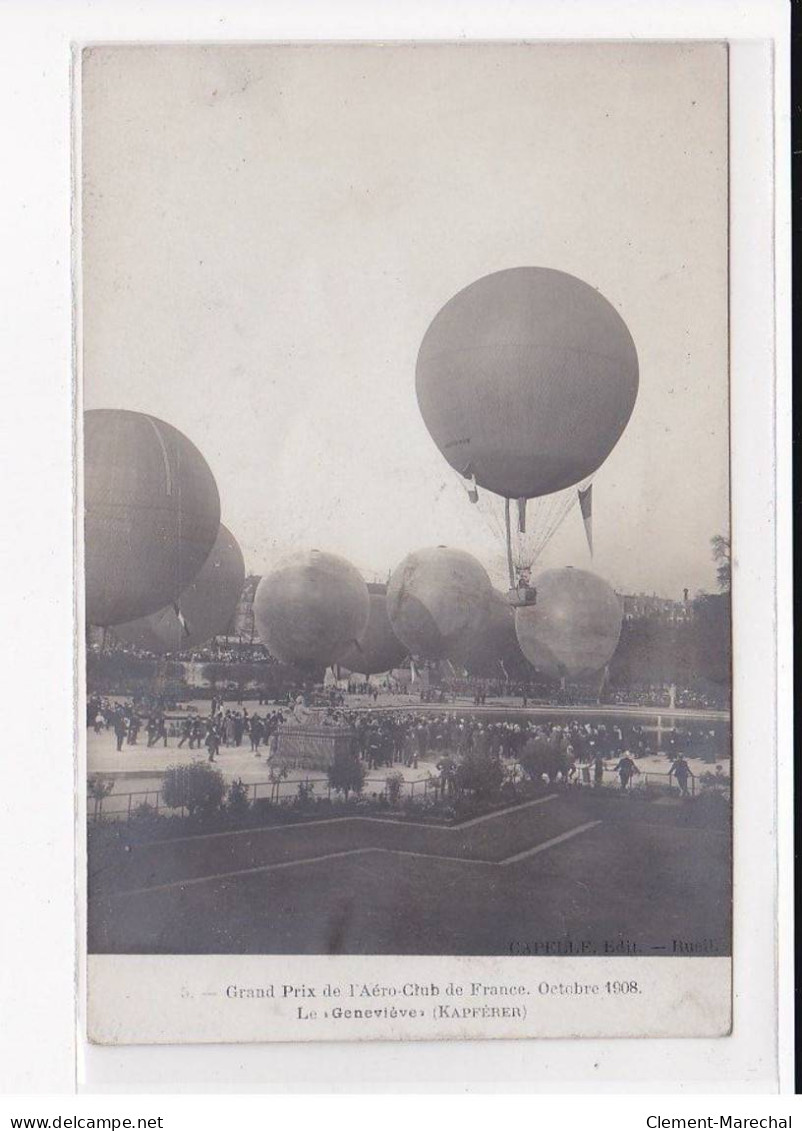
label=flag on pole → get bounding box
[578,485,593,555]
[410,658,418,684]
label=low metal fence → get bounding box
[596,768,697,797]
[87,765,717,823]
[88,772,441,821]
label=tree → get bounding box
[162,762,226,818]
[608,616,676,689]
[327,749,366,801]
[711,534,731,593]
[688,592,731,689]
[224,662,265,699]
[268,763,290,802]
[86,650,158,694]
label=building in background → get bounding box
[619,592,694,624]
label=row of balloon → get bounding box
[81,411,398,675]
[249,542,624,687]
[251,546,521,681]
[81,412,399,676]
[84,265,636,685]
[250,268,638,683]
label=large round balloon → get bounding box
[111,524,245,654]
[453,588,527,678]
[84,410,221,626]
[386,546,493,662]
[254,550,370,668]
[337,583,408,676]
[416,267,638,500]
[514,567,622,679]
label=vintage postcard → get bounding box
[79,41,732,1044]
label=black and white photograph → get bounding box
[80,41,733,1043]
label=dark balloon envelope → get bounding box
[111,524,245,655]
[253,550,370,669]
[84,409,221,626]
[416,267,639,500]
[337,583,408,676]
[452,588,527,678]
[514,567,623,679]
[386,546,493,662]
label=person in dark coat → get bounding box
[249,714,265,753]
[669,755,694,797]
[613,753,639,791]
[113,714,127,752]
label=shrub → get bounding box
[692,789,731,827]
[296,780,316,807]
[327,749,366,800]
[131,800,158,821]
[453,795,484,821]
[161,761,226,818]
[520,738,569,784]
[518,738,552,782]
[385,771,404,808]
[455,749,505,802]
[227,777,251,817]
[699,770,730,794]
[253,798,274,821]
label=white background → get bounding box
[0,0,791,1105]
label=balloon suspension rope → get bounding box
[504,497,515,589]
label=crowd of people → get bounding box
[177,642,270,664]
[88,688,728,797]
[87,694,287,760]
[304,706,725,793]
[606,685,729,710]
[90,634,728,713]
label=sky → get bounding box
[82,42,729,598]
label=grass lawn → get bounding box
[88,790,730,956]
